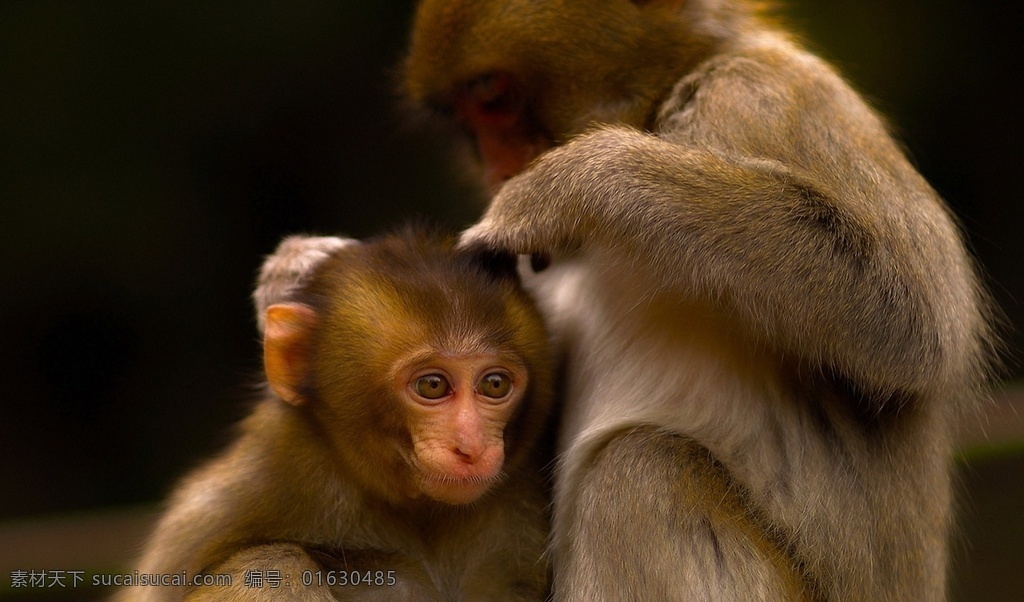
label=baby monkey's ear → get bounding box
[263,303,319,405]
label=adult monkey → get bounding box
[395,0,997,600]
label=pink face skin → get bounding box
[264,301,534,507]
[455,72,550,193]
[398,353,527,505]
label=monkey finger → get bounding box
[253,235,359,333]
[458,245,521,281]
[457,221,519,253]
[262,235,358,278]
[530,252,551,272]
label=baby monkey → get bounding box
[118,228,555,602]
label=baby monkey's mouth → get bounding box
[420,470,505,505]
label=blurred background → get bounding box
[1,1,1021,600]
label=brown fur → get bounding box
[401,1,997,600]
[117,229,555,601]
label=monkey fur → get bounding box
[118,229,555,601]
[398,1,998,600]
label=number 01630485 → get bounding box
[301,570,397,588]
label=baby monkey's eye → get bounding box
[477,373,512,399]
[415,374,451,400]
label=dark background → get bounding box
[1,1,1021,600]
